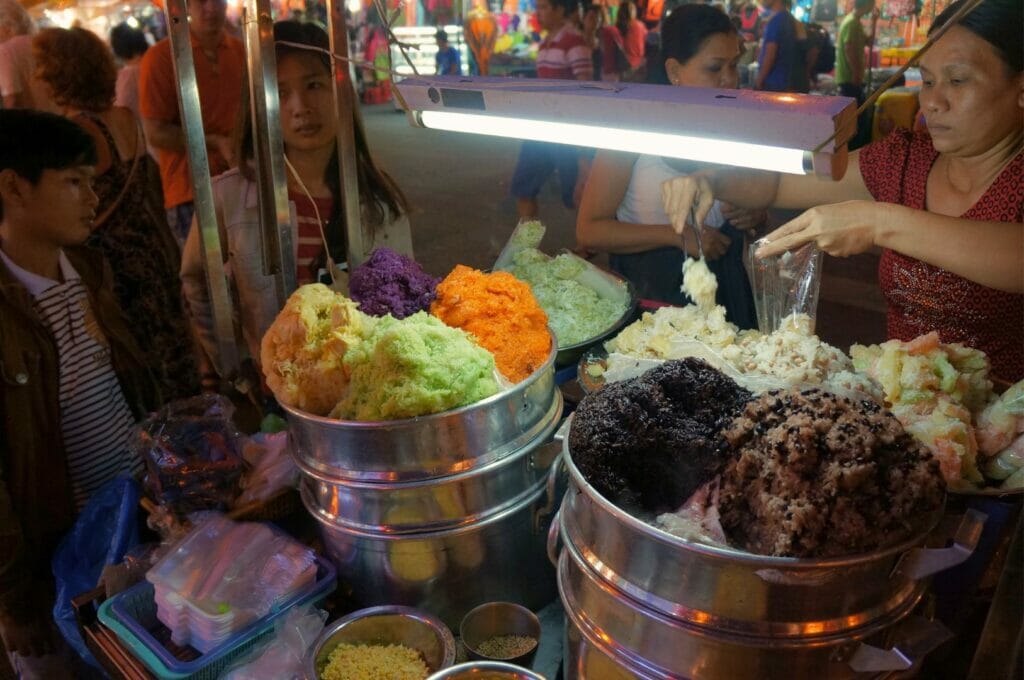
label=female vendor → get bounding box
[662,0,1023,381]
[577,4,765,328]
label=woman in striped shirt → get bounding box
[181,20,412,380]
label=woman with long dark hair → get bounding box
[578,4,764,325]
[181,20,411,378]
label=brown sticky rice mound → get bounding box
[719,388,946,558]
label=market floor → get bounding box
[361,103,886,349]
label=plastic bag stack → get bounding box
[146,515,316,652]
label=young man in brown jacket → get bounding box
[0,109,160,677]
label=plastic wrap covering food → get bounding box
[146,515,317,653]
[136,395,246,515]
[496,222,629,348]
[977,380,1024,488]
[745,241,824,334]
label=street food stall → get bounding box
[70,0,1023,677]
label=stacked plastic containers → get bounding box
[146,516,316,653]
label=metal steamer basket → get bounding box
[305,473,559,629]
[285,339,559,482]
[560,541,939,680]
[297,394,562,533]
[552,427,986,678]
[289,343,564,628]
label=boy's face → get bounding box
[1,167,99,246]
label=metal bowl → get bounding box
[427,661,547,679]
[305,605,456,680]
[554,279,638,368]
[285,334,558,482]
[460,602,541,667]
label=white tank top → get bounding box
[616,155,725,229]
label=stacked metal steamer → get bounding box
[287,341,564,628]
[551,428,986,679]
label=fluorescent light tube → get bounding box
[418,110,810,175]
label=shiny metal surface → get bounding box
[306,480,559,628]
[558,541,924,680]
[324,0,365,267]
[163,0,238,376]
[554,279,638,368]
[559,433,976,637]
[300,396,561,531]
[461,602,541,667]
[286,339,558,481]
[427,661,547,680]
[241,0,295,301]
[305,605,456,679]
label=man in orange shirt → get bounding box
[139,0,245,245]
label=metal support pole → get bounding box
[164,0,239,377]
[326,0,367,269]
[242,0,296,304]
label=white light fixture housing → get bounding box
[396,76,857,178]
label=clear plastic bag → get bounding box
[236,432,298,506]
[146,515,316,649]
[219,604,327,680]
[745,241,824,334]
[135,394,247,515]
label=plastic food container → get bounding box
[98,557,335,680]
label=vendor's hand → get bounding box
[0,614,56,657]
[662,172,717,236]
[680,225,731,261]
[757,201,878,258]
[721,202,767,233]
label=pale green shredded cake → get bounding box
[507,249,627,347]
[331,312,499,421]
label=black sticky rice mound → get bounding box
[569,358,752,513]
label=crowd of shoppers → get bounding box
[0,1,415,674]
[0,0,977,676]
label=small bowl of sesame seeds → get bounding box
[459,602,541,668]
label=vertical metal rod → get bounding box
[164,0,239,376]
[242,0,296,303]
[326,0,366,269]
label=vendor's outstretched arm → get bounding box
[759,201,1024,294]
[662,151,873,233]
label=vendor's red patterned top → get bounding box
[859,129,1024,382]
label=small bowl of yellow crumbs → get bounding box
[306,605,457,680]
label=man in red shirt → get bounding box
[510,0,593,219]
[139,0,245,245]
